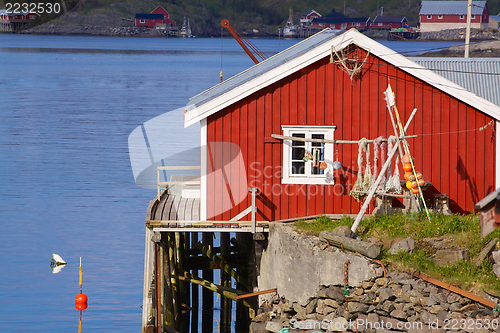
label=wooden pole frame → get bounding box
[351,110,417,234]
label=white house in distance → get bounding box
[419,1,489,32]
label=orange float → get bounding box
[418,179,425,186]
[402,154,411,164]
[404,172,412,181]
[403,163,412,172]
[416,172,423,180]
[75,294,88,303]
[411,181,418,188]
[75,302,88,311]
[411,187,419,194]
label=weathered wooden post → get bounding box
[190,232,199,332]
[201,233,214,332]
[152,232,163,333]
[221,233,231,332]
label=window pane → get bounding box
[311,134,325,147]
[292,147,305,160]
[291,133,305,146]
[312,166,324,175]
[292,162,305,174]
[311,134,325,175]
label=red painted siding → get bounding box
[420,14,484,23]
[135,18,165,28]
[206,47,496,221]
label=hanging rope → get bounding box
[362,140,372,191]
[350,138,370,202]
[373,136,385,190]
[384,136,402,194]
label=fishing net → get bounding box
[330,43,370,83]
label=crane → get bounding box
[220,19,268,65]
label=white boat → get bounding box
[51,253,66,265]
[50,253,67,274]
[180,17,192,38]
[283,9,298,38]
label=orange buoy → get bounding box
[403,163,412,172]
[75,302,88,311]
[75,293,88,303]
[411,181,418,188]
[404,172,412,181]
[411,187,419,194]
[418,179,425,186]
[408,174,416,181]
[406,181,412,190]
[416,172,423,180]
[402,154,411,164]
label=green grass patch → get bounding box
[294,214,500,293]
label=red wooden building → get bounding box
[0,9,39,31]
[310,9,371,31]
[419,1,489,32]
[371,16,408,29]
[135,5,176,29]
[184,29,500,222]
[301,9,322,27]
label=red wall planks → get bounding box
[206,49,496,221]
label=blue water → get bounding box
[0,33,460,332]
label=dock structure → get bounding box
[142,167,269,333]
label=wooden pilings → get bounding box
[144,230,259,332]
[201,232,213,332]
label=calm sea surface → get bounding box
[0,33,460,332]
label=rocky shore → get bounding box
[418,39,500,57]
[419,28,500,41]
[20,22,169,37]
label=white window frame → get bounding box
[427,15,432,19]
[471,15,476,19]
[282,125,336,185]
[140,19,145,23]
[438,15,443,19]
[460,15,465,19]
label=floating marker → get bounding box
[75,257,88,310]
[75,293,88,304]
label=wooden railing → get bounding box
[157,166,201,200]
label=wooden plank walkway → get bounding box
[147,190,269,233]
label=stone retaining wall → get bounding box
[254,223,498,333]
[253,271,497,333]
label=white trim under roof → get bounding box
[184,28,500,128]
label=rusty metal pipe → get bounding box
[413,272,496,309]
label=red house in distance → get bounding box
[0,9,39,31]
[135,5,176,29]
[183,29,500,222]
[301,9,322,28]
[310,9,371,31]
[371,16,409,29]
[419,1,489,32]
